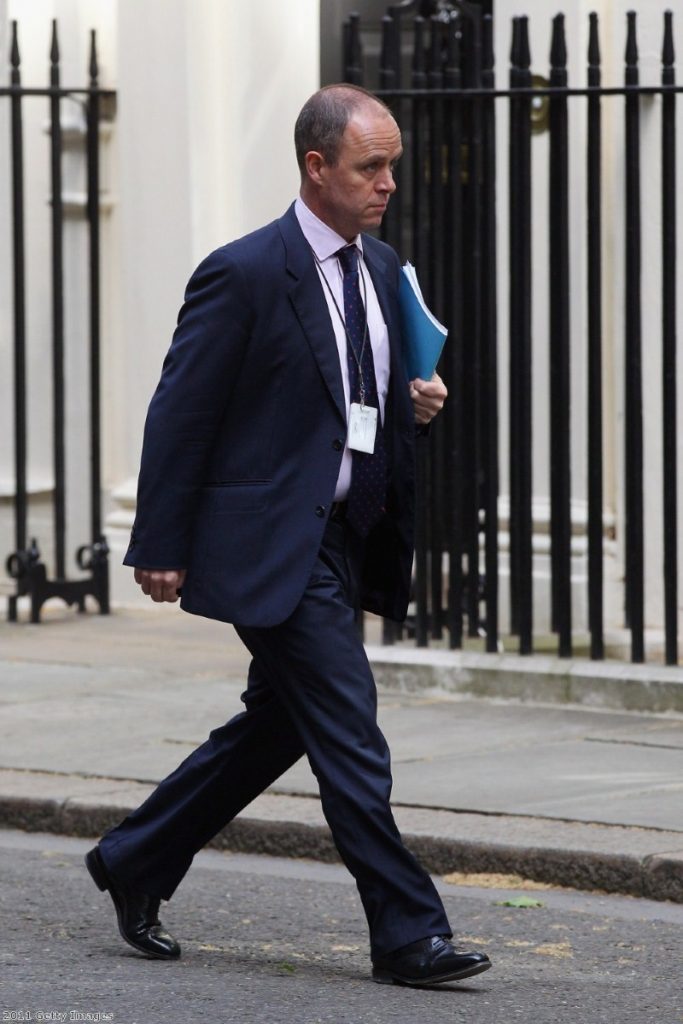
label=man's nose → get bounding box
[377,168,396,193]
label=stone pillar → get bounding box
[105,0,320,604]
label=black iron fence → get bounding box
[2,21,112,622]
[344,3,681,664]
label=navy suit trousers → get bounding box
[99,518,451,956]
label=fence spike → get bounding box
[342,18,350,78]
[446,14,461,70]
[588,12,601,71]
[380,15,393,77]
[511,16,531,71]
[50,19,59,66]
[89,28,99,86]
[625,11,638,71]
[346,12,363,85]
[510,16,520,67]
[429,15,443,84]
[444,13,461,90]
[483,13,494,74]
[412,16,427,87]
[10,20,21,80]
[551,13,567,71]
[663,10,675,70]
[519,16,531,70]
[380,14,397,87]
[50,19,60,90]
[413,15,426,70]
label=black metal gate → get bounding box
[2,20,112,623]
[344,2,680,664]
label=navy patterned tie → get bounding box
[337,244,387,537]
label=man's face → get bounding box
[314,106,403,240]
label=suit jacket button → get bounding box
[332,438,343,451]
[315,506,326,517]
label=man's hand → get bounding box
[410,372,447,425]
[134,568,187,603]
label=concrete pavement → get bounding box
[1,604,682,901]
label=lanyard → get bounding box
[312,248,371,407]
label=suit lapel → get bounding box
[278,207,346,423]
[362,241,404,386]
[363,239,412,432]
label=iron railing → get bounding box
[344,4,681,664]
[2,20,112,622]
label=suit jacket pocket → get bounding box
[200,480,270,514]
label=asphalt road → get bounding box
[1,830,682,1024]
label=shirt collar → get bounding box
[294,196,364,262]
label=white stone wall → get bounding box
[0,0,319,608]
[105,0,320,604]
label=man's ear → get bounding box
[304,150,326,186]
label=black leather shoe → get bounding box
[85,846,181,960]
[372,935,491,986]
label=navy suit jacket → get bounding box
[124,204,417,626]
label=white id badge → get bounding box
[348,403,378,454]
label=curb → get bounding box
[2,794,682,904]
[367,646,683,715]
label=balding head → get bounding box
[295,84,402,241]
[294,84,394,176]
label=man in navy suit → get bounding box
[85,84,491,987]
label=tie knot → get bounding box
[337,244,359,276]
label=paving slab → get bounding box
[3,656,683,831]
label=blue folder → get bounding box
[398,262,448,381]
